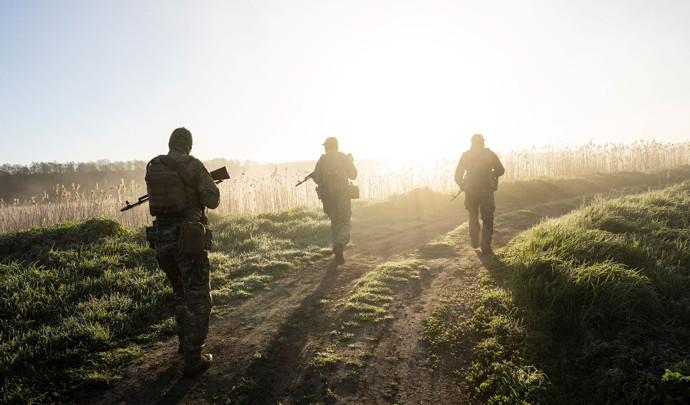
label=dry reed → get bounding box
[2,140,688,233]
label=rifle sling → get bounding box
[158,155,195,189]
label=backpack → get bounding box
[145,155,193,216]
[463,148,498,191]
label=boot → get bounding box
[481,245,493,256]
[183,353,213,377]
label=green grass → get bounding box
[345,259,428,322]
[424,181,690,404]
[0,208,332,404]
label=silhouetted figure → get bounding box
[455,134,505,255]
[312,137,357,264]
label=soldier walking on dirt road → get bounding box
[312,137,358,264]
[144,127,220,376]
[455,134,505,255]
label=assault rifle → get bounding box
[296,171,315,187]
[120,166,231,212]
[451,190,463,201]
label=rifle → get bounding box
[296,171,315,187]
[451,190,463,201]
[120,166,231,212]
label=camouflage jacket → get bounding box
[312,151,357,197]
[455,147,505,192]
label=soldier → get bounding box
[312,137,357,264]
[144,127,220,376]
[454,134,505,255]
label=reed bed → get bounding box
[1,140,688,233]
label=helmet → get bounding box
[169,127,193,153]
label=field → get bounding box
[2,160,690,404]
[1,140,688,233]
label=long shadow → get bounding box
[212,259,342,404]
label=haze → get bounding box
[1,0,689,164]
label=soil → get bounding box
[76,195,592,405]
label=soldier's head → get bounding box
[323,137,338,153]
[471,133,485,148]
[169,127,193,154]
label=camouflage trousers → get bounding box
[322,195,352,250]
[464,191,495,250]
[154,240,213,363]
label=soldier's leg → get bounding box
[333,197,352,250]
[322,199,338,249]
[156,244,186,353]
[175,250,213,364]
[479,193,496,253]
[464,193,480,248]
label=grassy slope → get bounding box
[0,210,332,404]
[424,181,690,404]
[2,166,690,403]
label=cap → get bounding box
[322,137,338,148]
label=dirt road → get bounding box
[78,191,635,404]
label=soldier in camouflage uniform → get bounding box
[455,134,505,256]
[145,127,220,376]
[312,137,357,264]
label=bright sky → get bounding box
[1,0,689,164]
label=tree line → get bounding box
[0,158,256,176]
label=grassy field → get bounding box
[2,167,690,403]
[2,140,689,233]
[424,181,690,404]
[0,211,332,404]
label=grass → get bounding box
[0,208,332,404]
[424,181,690,404]
[5,167,690,403]
[310,349,341,368]
[345,259,428,322]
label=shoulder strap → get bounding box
[158,155,195,187]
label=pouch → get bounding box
[178,220,206,256]
[348,183,360,200]
[204,228,213,250]
[146,225,179,248]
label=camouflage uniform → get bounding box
[455,137,504,254]
[312,142,357,261]
[145,128,220,373]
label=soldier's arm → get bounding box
[312,157,324,185]
[194,159,220,209]
[491,151,505,177]
[454,156,466,187]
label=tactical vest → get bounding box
[145,155,193,216]
[319,152,350,197]
[463,148,498,192]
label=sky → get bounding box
[1,0,689,164]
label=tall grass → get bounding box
[2,140,689,233]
